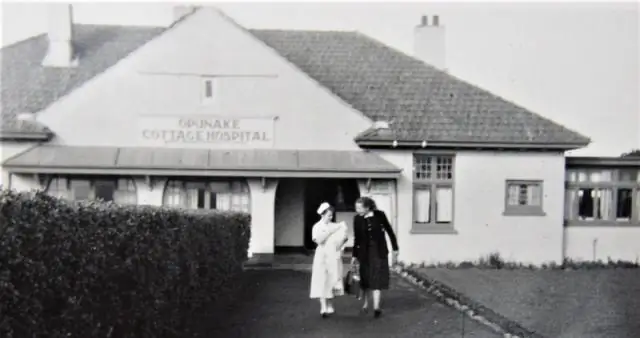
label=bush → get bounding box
[0,189,251,337]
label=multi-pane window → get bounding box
[413,155,454,228]
[504,180,544,216]
[46,177,137,204]
[163,179,250,213]
[565,169,640,224]
[47,177,71,200]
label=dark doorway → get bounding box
[303,178,360,250]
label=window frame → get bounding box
[411,153,456,234]
[162,178,251,213]
[503,179,546,216]
[45,176,138,204]
[565,168,640,226]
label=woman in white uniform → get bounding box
[309,202,348,318]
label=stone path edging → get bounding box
[393,265,547,338]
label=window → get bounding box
[202,78,214,102]
[412,155,454,232]
[46,177,137,204]
[504,180,545,216]
[565,169,640,225]
[47,177,70,200]
[163,179,250,213]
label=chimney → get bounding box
[413,14,446,71]
[42,4,77,68]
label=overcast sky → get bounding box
[1,1,638,156]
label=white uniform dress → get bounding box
[309,220,348,299]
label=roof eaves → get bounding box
[0,131,53,142]
[356,139,589,151]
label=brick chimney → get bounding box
[42,4,77,68]
[414,15,446,71]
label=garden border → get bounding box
[393,265,547,338]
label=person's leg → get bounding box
[361,289,370,311]
[372,290,382,318]
[326,298,335,314]
[319,298,328,315]
[372,289,381,309]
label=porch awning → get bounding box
[3,145,401,178]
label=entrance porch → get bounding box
[273,178,360,255]
[2,145,401,267]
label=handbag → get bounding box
[343,261,361,297]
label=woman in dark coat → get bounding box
[352,196,399,318]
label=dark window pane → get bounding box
[577,188,594,219]
[616,188,632,219]
[204,80,213,98]
[197,189,205,209]
[209,192,217,209]
[94,181,115,202]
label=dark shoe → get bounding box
[374,309,382,318]
[361,307,368,314]
[321,312,328,319]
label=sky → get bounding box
[1,1,638,156]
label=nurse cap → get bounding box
[317,202,331,215]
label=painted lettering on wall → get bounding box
[139,117,274,145]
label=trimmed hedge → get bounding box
[0,189,251,337]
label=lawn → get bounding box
[414,268,640,338]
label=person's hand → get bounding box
[351,257,358,265]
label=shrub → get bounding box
[0,189,251,337]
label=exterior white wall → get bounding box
[565,227,640,263]
[1,142,37,188]
[375,149,567,265]
[37,8,371,151]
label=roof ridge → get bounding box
[250,28,359,34]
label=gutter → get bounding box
[357,140,589,151]
[0,131,53,142]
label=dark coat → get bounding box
[352,210,399,261]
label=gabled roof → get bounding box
[0,16,591,150]
[0,24,165,139]
[249,29,590,149]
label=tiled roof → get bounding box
[249,29,590,148]
[3,145,401,177]
[0,24,164,137]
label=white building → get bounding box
[1,6,638,265]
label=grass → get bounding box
[404,252,640,270]
[411,266,640,338]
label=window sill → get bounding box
[565,220,640,227]
[411,224,458,235]
[502,210,547,217]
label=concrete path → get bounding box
[205,270,501,338]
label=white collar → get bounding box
[364,211,374,218]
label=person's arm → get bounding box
[312,222,338,245]
[339,222,349,249]
[378,210,399,251]
[352,216,361,261]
